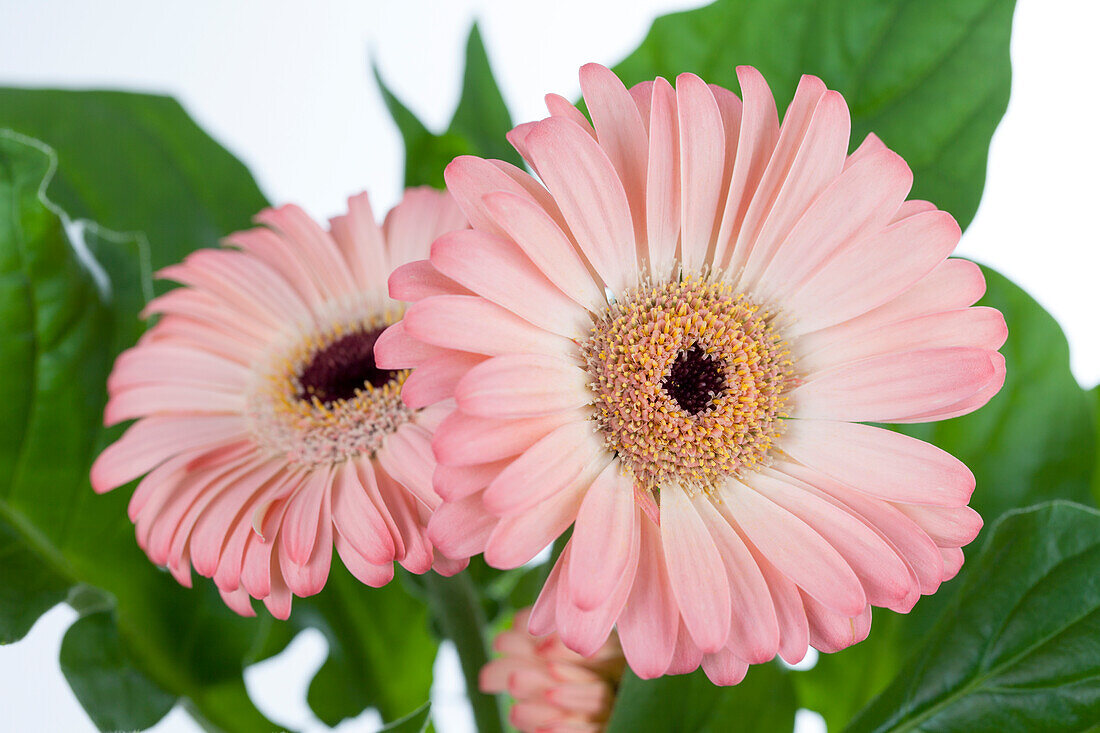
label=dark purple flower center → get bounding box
[296,328,396,406]
[663,346,726,415]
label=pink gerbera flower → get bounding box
[91,188,467,619]
[378,64,1006,682]
[481,607,624,732]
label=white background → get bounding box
[1,0,1099,731]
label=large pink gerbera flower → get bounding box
[481,607,625,732]
[91,188,467,619]
[378,65,1006,682]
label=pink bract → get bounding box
[481,607,625,732]
[379,64,1006,683]
[91,188,467,619]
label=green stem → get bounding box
[423,572,504,733]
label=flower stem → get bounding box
[423,571,504,733]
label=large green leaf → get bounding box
[795,265,1098,729]
[0,88,268,273]
[606,662,796,733]
[614,0,1015,229]
[375,23,524,189]
[0,130,278,731]
[846,501,1100,732]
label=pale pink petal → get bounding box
[434,459,510,503]
[555,532,640,657]
[444,155,548,238]
[523,116,638,294]
[580,63,649,255]
[791,347,997,423]
[432,409,580,467]
[893,351,1006,423]
[617,518,679,679]
[799,306,1007,374]
[256,205,359,300]
[644,77,680,277]
[745,471,916,612]
[718,478,865,616]
[940,547,965,581]
[894,503,983,548]
[280,467,330,567]
[108,344,249,393]
[666,621,704,675]
[780,420,975,507]
[701,648,749,686]
[482,191,605,313]
[483,422,607,516]
[693,497,780,663]
[568,461,638,610]
[785,210,963,336]
[545,93,595,135]
[427,492,497,560]
[803,594,871,654]
[376,423,440,510]
[714,66,780,270]
[758,147,912,303]
[334,533,395,588]
[404,295,573,357]
[660,487,731,653]
[383,187,466,269]
[105,383,245,425]
[431,229,589,337]
[373,321,451,370]
[455,354,591,419]
[676,73,726,272]
[91,416,247,492]
[328,191,388,292]
[751,547,810,665]
[402,352,487,409]
[331,460,397,565]
[388,259,472,302]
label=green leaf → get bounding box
[1091,385,1100,506]
[795,265,1097,729]
[0,88,268,273]
[379,702,431,733]
[303,561,437,726]
[0,129,280,732]
[613,0,1016,228]
[606,662,796,733]
[846,501,1100,732]
[375,22,523,189]
[60,610,177,731]
[0,517,70,644]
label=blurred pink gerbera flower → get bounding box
[91,188,466,618]
[481,608,625,732]
[378,64,1007,682]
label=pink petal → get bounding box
[455,354,591,419]
[714,66,780,271]
[701,648,749,686]
[758,146,912,304]
[555,532,640,657]
[693,497,780,663]
[483,421,606,516]
[383,485,433,574]
[666,621,704,675]
[432,409,579,467]
[430,230,590,337]
[545,93,595,135]
[785,210,962,336]
[444,155,547,238]
[388,259,472,302]
[434,459,510,503]
[780,419,974,507]
[402,352,486,409]
[108,344,249,393]
[568,461,638,611]
[373,321,449,370]
[750,546,810,665]
[676,73,726,273]
[334,533,395,588]
[256,204,359,300]
[617,518,679,679]
[894,503,984,548]
[328,191,388,293]
[660,487,731,653]
[523,116,638,295]
[791,347,997,423]
[376,423,440,510]
[893,351,1006,423]
[803,593,871,653]
[482,191,605,313]
[645,77,681,278]
[629,80,655,128]
[530,553,566,637]
[427,492,497,560]
[940,547,965,581]
[280,467,329,567]
[718,478,865,616]
[91,416,246,492]
[105,383,244,425]
[404,295,572,357]
[580,63,649,257]
[331,460,397,565]
[746,471,916,612]
[799,306,1007,374]
[382,186,467,269]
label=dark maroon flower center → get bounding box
[663,345,727,415]
[296,328,396,405]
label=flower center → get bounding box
[247,306,414,467]
[579,274,793,495]
[296,329,397,406]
